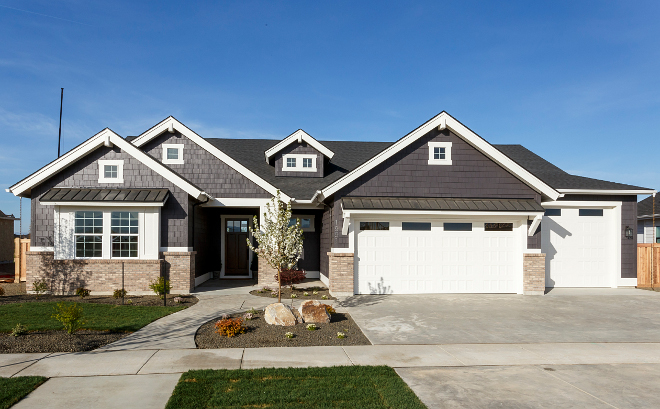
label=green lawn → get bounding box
[0,376,47,409]
[0,302,185,333]
[166,366,427,409]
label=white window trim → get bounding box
[291,215,315,232]
[282,154,317,172]
[98,160,124,183]
[162,144,184,165]
[428,142,452,165]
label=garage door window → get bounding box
[402,222,431,231]
[359,222,389,231]
[579,209,604,217]
[444,223,472,231]
[485,223,513,231]
[544,209,561,216]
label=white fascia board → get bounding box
[558,189,657,195]
[320,112,560,201]
[132,117,290,201]
[343,209,544,217]
[46,201,165,207]
[202,198,272,207]
[264,129,335,163]
[542,200,622,208]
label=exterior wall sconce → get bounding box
[625,226,633,239]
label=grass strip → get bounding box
[166,365,427,409]
[0,302,185,333]
[0,376,47,409]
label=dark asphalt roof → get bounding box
[40,188,170,203]
[638,195,660,217]
[493,145,651,191]
[342,197,545,212]
[206,138,392,199]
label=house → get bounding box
[0,210,19,279]
[7,112,656,296]
[638,194,659,244]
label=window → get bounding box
[544,209,561,216]
[227,220,248,233]
[162,144,184,164]
[360,222,389,231]
[444,223,472,231]
[485,223,513,231]
[290,216,315,232]
[75,211,103,258]
[579,209,604,217]
[402,222,431,231]
[428,142,452,165]
[282,154,317,172]
[98,160,124,183]
[111,212,138,258]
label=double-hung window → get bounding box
[111,212,138,258]
[75,211,103,258]
[303,158,313,168]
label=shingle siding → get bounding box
[142,132,271,198]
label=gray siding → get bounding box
[330,127,542,248]
[31,145,189,248]
[319,204,333,280]
[142,132,271,198]
[273,143,324,178]
[559,194,638,279]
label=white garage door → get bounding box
[356,220,520,294]
[541,208,612,287]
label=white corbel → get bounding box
[437,117,447,131]
[528,214,542,236]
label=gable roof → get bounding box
[263,129,335,163]
[130,116,292,201]
[8,129,206,200]
[495,145,655,194]
[638,194,659,218]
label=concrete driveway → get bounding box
[340,288,660,344]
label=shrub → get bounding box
[215,318,246,337]
[113,289,127,299]
[278,269,306,286]
[246,307,259,315]
[285,332,294,339]
[324,304,336,315]
[313,290,319,295]
[337,332,346,339]
[0,286,4,296]
[291,293,297,298]
[271,292,278,298]
[11,323,28,337]
[149,277,172,299]
[321,295,328,300]
[32,279,48,299]
[303,292,309,296]
[243,312,254,320]
[75,287,90,299]
[306,324,317,331]
[52,303,85,334]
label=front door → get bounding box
[225,219,250,276]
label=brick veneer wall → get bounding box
[25,251,162,295]
[328,252,354,297]
[523,253,546,295]
[162,252,195,293]
[257,255,279,289]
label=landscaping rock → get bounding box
[298,300,331,324]
[264,303,298,326]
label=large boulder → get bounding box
[264,303,298,326]
[298,300,331,324]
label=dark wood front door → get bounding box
[225,219,250,276]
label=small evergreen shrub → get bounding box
[113,289,127,299]
[11,323,28,337]
[32,279,48,298]
[215,318,246,337]
[75,287,90,299]
[149,277,172,299]
[52,303,85,334]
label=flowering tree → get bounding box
[247,190,304,303]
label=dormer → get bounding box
[265,130,334,178]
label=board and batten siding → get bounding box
[31,145,189,249]
[328,127,542,249]
[142,132,272,198]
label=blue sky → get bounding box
[1,1,659,233]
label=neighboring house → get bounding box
[7,112,656,296]
[638,195,659,244]
[0,210,19,277]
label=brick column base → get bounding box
[523,253,546,295]
[328,252,354,297]
[162,252,195,294]
[256,255,279,289]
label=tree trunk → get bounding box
[278,268,282,303]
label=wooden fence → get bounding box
[14,238,30,282]
[637,243,660,288]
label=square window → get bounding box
[104,165,117,179]
[428,142,452,165]
[287,157,296,168]
[167,148,179,160]
[303,158,313,168]
[433,147,446,160]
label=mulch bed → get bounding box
[0,283,26,297]
[0,330,128,353]
[249,285,336,301]
[196,311,371,348]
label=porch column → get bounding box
[523,253,546,295]
[328,252,354,297]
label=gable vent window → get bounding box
[283,154,317,172]
[428,142,452,165]
[98,160,124,183]
[162,144,184,164]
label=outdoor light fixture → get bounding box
[625,226,633,239]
